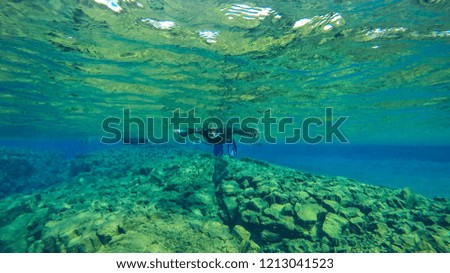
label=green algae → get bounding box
[0,146,448,253]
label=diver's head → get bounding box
[207,123,220,139]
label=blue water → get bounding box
[2,139,447,198]
[195,142,450,198]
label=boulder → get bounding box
[96,221,123,245]
[246,198,268,212]
[261,230,281,243]
[294,203,327,225]
[223,197,238,217]
[281,203,294,216]
[322,200,340,213]
[340,207,363,219]
[321,213,349,240]
[264,192,289,205]
[263,204,284,220]
[399,187,417,209]
[203,221,231,241]
[222,181,241,196]
[232,225,259,252]
[240,209,260,225]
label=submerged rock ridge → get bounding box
[0,147,69,199]
[0,146,448,253]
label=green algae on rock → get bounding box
[0,146,449,253]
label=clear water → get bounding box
[1,0,449,195]
[0,0,449,252]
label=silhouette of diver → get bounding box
[175,124,258,157]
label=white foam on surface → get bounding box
[198,30,220,44]
[292,13,344,31]
[94,0,123,13]
[141,18,176,30]
[323,24,333,31]
[365,27,407,40]
[221,3,280,21]
[293,18,312,29]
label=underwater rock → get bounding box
[340,207,364,219]
[277,216,297,234]
[222,197,238,219]
[286,238,315,252]
[240,209,260,225]
[263,191,289,205]
[187,192,215,208]
[0,148,68,198]
[370,222,390,238]
[232,225,251,242]
[149,172,165,187]
[398,187,418,209]
[106,231,166,252]
[429,234,449,252]
[222,180,241,196]
[40,211,106,252]
[231,225,259,253]
[415,239,436,252]
[0,146,448,253]
[263,204,284,220]
[322,200,340,213]
[294,191,311,202]
[246,240,261,253]
[294,203,327,225]
[395,222,412,235]
[0,211,38,252]
[69,157,93,176]
[281,203,294,216]
[255,179,279,196]
[212,157,229,189]
[0,157,34,179]
[202,221,232,241]
[348,217,365,234]
[246,198,269,213]
[242,187,256,198]
[398,234,419,249]
[67,234,102,252]
[96,220,124,245]
[0,202,33,228]
[442,215,450,228]
[321,213,349,240]
[261,230,281,243]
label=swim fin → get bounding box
[228,139,237,157]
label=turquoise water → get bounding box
[0,0,449,253]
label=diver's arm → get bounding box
[174,128,197,137]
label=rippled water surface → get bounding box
[1,0,449,144]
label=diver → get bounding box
[174,123,259,157]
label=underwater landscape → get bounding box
[0,145,449,252]
[1,0,450,253]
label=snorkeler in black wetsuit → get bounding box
[175,124,259,157]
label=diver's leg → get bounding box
[213,144,224,156]
[227,139,237,157]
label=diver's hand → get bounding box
[174,129,188,137]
